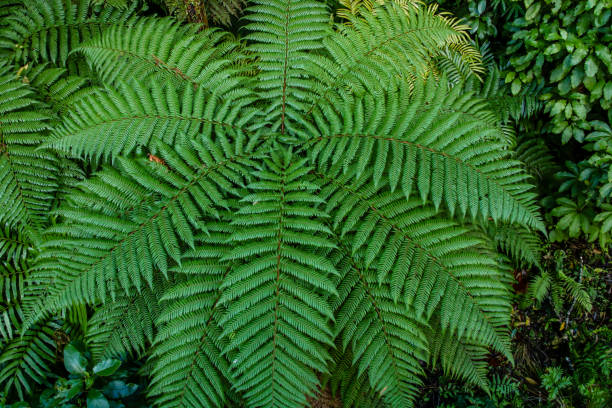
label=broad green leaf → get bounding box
[64,344,88,375]
[93,359,121,377]
[87,390,110,408]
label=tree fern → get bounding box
[0,226,30,267]
[0,0,136,69]
[74,17,249,88]
[336,0,484,83]
[0,1,545,406]
[0,62,57,234]
[163,0,247,27]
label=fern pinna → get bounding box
[0,0,544,406]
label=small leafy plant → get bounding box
[39,342,141,408]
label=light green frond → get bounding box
[23,134,258,329]
[245,0,330,134]
[47,79,259,160]
[219,150,337,408]
[149,224,233,408]
[75,17,249,90]
[307,78,544,232]
[0,0,136,68]
[0,62,58,234]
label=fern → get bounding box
[0,1,545,406]
[0,62,57,235]
[0,0,136,69]
[0,226,30,267]
[335,1,484,83]
[525,250,592,314]
[163,0,247,27]
[87,278,163,360]
[74,17,249,88]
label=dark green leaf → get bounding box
[64,344,88,375]
[87,390,110,408]
[92,359,121,377]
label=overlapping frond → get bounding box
[330,243,428,406]
[320,168,512,356]
[149,225,233,408]
[0,62,57,233]
[75,17,249,90]
[489,223,542,268]
[0,260,58,400]
[0,317,58,400]
[0,0,136,68]
[245,0,330,134]
[0,225,30,266]
[23,134,259,328]
[219,150,338,407]
[87,278,163,361]
[427,320,490,391]
[303,2,470,115]
[308,78,545,232]
[18,63,97,114]
[47,79,258,160]
[326,344,385,408]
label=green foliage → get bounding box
[506,0,612,144]
[162,0,246,26]
[27,341,144,408]
[501,0,612,247]
[0,0,546,407]
[418,242,611,408]
[525,249,592,314]
[0,0,136,69]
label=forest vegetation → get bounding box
[0,0,610,407]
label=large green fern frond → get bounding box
[0,0,136,69]
[0,260,59,400]
[330,242,428,405]
[87,277,164,361]
[75,17,249,90]
[0,62,57,234]
[218,149,338,407]
[23,134,261,328]
[303,2,472,114]
[245,0,330,134]
[46,79,259,160]
[307,79,545,232]
[148,223,233,408]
